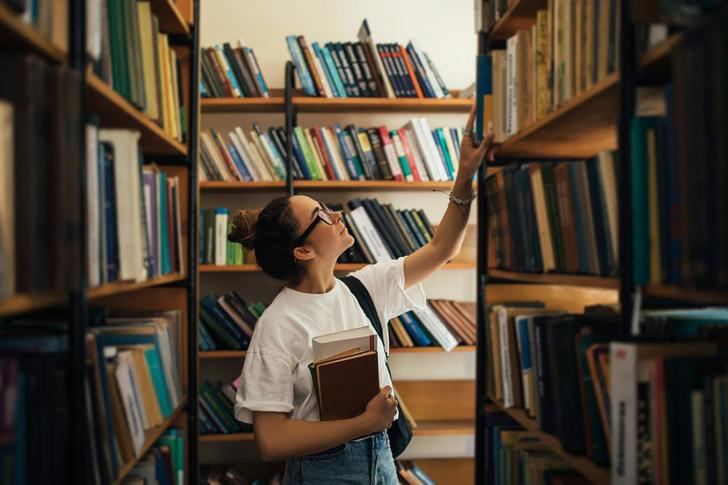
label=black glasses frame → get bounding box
[294,203,335,247]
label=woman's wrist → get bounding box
[451,174,476,200]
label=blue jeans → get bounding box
[282,432,398,484]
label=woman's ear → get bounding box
[292,245,315,262]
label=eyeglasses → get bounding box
[294,202,335,247]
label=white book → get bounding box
[358,20,395,98]
[322,127,351,181]
[214,208,228,266]
[412,305,458,352]
[506,35,518,136]
[312,49,334,98]
[197,163,207,182]
[409,40,444,99]
[413,118,447,181]
[200,132,232,181]
[99,129,147,282]
[391,132,414,182]
[312,325,377,362]
[229,131,261,181]
[528,166,555,272]
[442,127,460,174]
[380,130,403,181]
[348,205,392,263]
[418,118,449,180]
[86,0,102,60]
[0,102,14,298]
[497,307,514,407]
[236,127,273,181]
[86,124,100,288]
[115,350,147,454]
[250,130,280,180]
[403,125,431,181]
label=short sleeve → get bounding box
[349,255,427,326]
[234,350,294,424]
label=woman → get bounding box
[230,109,494,484]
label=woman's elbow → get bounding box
[256,432,283,462]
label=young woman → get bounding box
[230,109,494,484]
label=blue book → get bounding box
[475,54,493,143]
[401,210,427,247]
[198,395,228,433]
[321,45,347,97]
[200,79,209,98]
[200,295,250,347]
[215,45,242,96]
[144,347,172,417]
[399,311,432,346]
[289,131,313,180]
[406,42,435,98]
[227,143,252,181]
[286,36,316,96]
[244,47,270,97]
[434,129,455,179]
[154,449,173,485]
[101,143,119,282]
[199,321,216,350]
[450,128,461,160]
[158,171,171,274]
[316,128,342,180]
[333,124,362,179]
[312,42,339,97]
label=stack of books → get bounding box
[389,300,476,350]
[86,127,185,287]
[122,428,184,485]
[199,208,245,266]
[395,460,436,485]
[88,0,187,142]
[198,293,265,351]
[84,310,185,482]
[200,41,271,98]
[0,56,82,297]
[198,120,464,183]
[287,20,450,99]
[199,379,252,435]
[485,152,619,277]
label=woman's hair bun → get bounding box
[228,208,261,250]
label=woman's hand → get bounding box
[456,106,496,181]
[362,386,398,433]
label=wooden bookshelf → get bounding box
[0,293,66,318]
[199,346,476,359]
[413,419,474,436]
[199,432,255,443]
[201,97,285,113]
[0,3,66,62]
[200,262,476,273]
[488,269,620,290]
[152,0,190,35]
[200,181,466,192]
[487,0,545,41]
[644,284,728,305]
[86,71,188,156]
[113,397,188,485]
[487,403,610,485]
[88,273,186,300]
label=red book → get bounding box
[396,128,422,181]
[399,45,424,98]
[311,127,337,180]
[377,126,403,181]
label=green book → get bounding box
[390,130,413,180]
[294,127,323,180]
[108,0,131,98]
[144,347,172,418]
[631,117,658,285]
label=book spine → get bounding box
[286,35,316,96]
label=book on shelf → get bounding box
[199,379,253,435]
[0,54,82,296]
[388,300,477,351]
[199,41,271,98]
[122,428,184,485]
[2,0,69,51]
[474,0,510,34]
[285,20,450,99]
[198,292,264,351]
[198,120,464,183]
[485,153,619,277]
[87,0,187,142]
[86,127,185,287]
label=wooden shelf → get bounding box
[488,0,546,41]
[0,292,66,318]
[413,419,474,436]
[113,397,187,485]
[200,181,465,192]
[0,3,66,62]
[199,346,476,359]
[151,0,190,35]
[199,432,255,443]
[88,273,186,300]
[86,71,188,156]
[485,403,609,485]
[488,269,619,289]
[644,284,728,305]
[200,95,472,114]
[200,262,476,273]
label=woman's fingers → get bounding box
[464,105,476,133]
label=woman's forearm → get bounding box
[429,174,474,260]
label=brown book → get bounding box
[445,301,478,343]
[106,362,136,463]
[430,300,473,345]
[297,36,325,97]
[204,48,233,97]
[391,317,414,347]
[554,163,580,273]
[360,42,385,97]
[313,350,379,420]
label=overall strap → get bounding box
[339,275,385,354]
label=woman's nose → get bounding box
[333,211,343,223]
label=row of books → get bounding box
[287,20,449,99]
[389,300,477,349]
[86,127,185,288]
[199,208,245,266]
[630,18,728,289]
[486,0,621,141]
[200,42,271,98]
[198,293,266,351]
[201,466,282,485]
[3,0,68,51]
[0,55,82,297]
[485,412,591,485]
[485,152,619,277]
[119,428,184,485]
[88,0,187,142]
[199,379,252,435]
[85,311,185,483]
[199,120,464,183]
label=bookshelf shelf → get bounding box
[487,269,620,289]
[152,0,190,35]
[200,181,465,192]
[200,350,247,359]
[0,3,66,62]
[413,419,474,436]
[200,262,476,273]
[86,71,188,156]
[199,432,256,443]
[644,284,728,305]
[488,403,610,485]
[487,0,545,41]
[113,397,188,485]
[198,345,477,359]
[88,273,186,300]
[200,94,472,114]
[0,293,66,318]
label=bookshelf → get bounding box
[200,180,467,191]
[0,2,66,62]
[198,346,477,360]
[487,0,546,41]
[199,262,477,273]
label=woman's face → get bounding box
[288,195,355,263]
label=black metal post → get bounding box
[284,61,296,196]
[187,1,201,483]
[617,0,637,336]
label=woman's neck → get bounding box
[288,260,337,294]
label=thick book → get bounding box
[312,325,376,362]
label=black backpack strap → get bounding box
[339,275,386,355]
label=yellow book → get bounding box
[136,1,159,122]
[647,127,661,283]
[168,48,181,141]
[535,10,549,120]
[157,32,172,135]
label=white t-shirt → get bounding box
[234,256,426,424]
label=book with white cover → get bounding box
[312,325,377,362]
[115,350,146,457]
